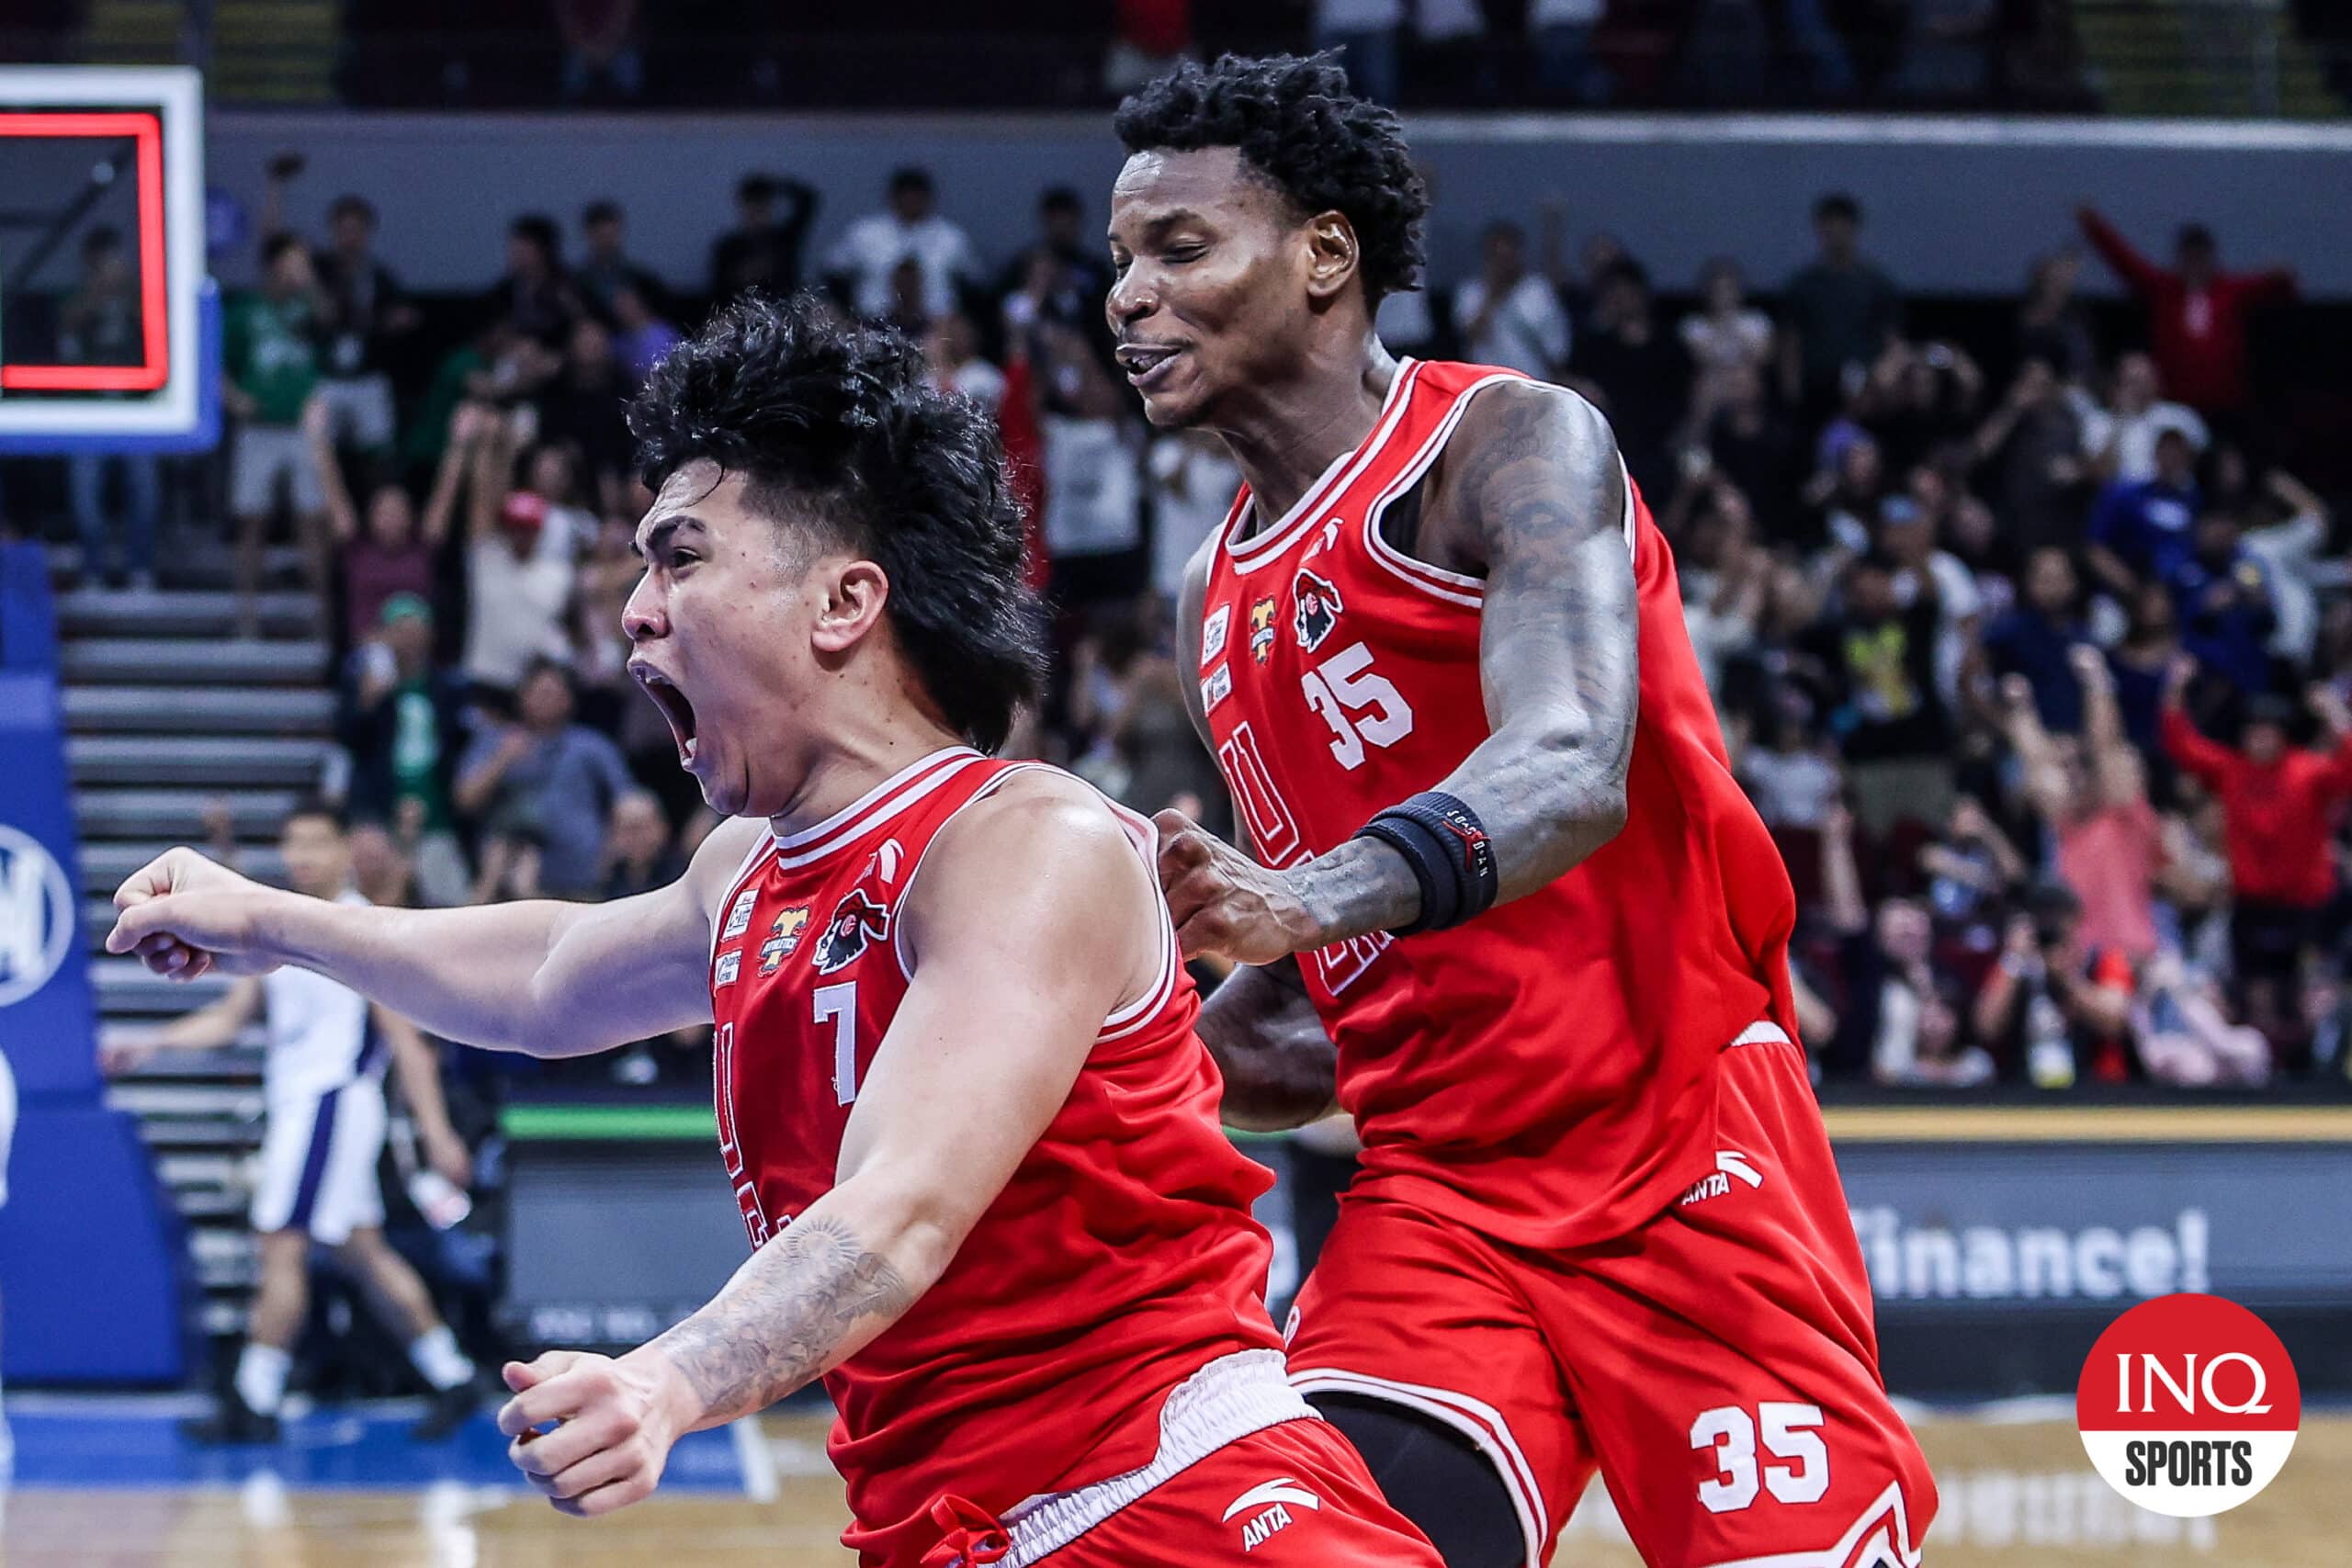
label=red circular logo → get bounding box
[2075,1292,2300,1517]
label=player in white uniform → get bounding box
[106,802,479,1442]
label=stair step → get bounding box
[75,788,304,840]
[62,638,330,686]
[156,1153,245,1190]
[53,588,318,639]
[109,1083,267,1122]
[71,735,333,787]
[82,841,288,895]
[94,957,238,1014]
[65,683,339,735]
[100,1019,266,1053]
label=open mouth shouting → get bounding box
[1114,340,1186,391]
[630,660,700,769]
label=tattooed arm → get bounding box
[1159,380,1637,962]
[498,772,1155,1516]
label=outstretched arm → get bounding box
[1159,381,1635,963]
[105,818,765,1057]
[496,777,1150,1516]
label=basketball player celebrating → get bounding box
[1111,56,1936,1568]
[105,801,480,1443]
[107,299,1442,1568]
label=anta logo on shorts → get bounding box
[813,888,890,976]
[1292,568,1343,652]
[1224,1477,1319,1551]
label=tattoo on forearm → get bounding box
[652,1214,916,1422]
[1295,383,1638,945]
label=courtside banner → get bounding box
[1837,1141,2352,1311]
[2076,1293,2301,1517]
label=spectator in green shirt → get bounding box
[225,233,329,637]
[1778,192,1903,433]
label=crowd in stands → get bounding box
[45,141,2352,1094]
[313,2,2109,113]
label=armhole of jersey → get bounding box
[707,829,780,968]
[1359,377,1641,607]
[1357,371,1517,607]
[888,766,1178,1043]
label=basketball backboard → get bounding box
[0,65,214,454]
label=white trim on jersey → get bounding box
[1357,369,1526,608]
[773,746,983,861]
[1286,1366,1549,1568]
[882,765,1181,1044]
[1222,361,1424,574]
[1095,798,1182,1042]
[1689,1482,1924,1568]
[887,761,1048,984]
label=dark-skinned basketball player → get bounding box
[1110,55,1936,1568]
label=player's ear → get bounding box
[1303,211,1360,303]
[810,558,891,655]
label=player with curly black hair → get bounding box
[626,294,1045,767]
[1116,54,1938,1568]
[105,291,1448,1567]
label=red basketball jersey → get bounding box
[1198,359,1800,1252]
[706,747,1282,1566]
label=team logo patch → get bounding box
[760,906,811,975]
[1248,596,1278,663]
[1202,663,1232,714]
[2077,1292,2301,1518]
[713,950,741,987]
[813,888,891,976]
[1292,568,1343,651]
[720,886,760,942]
[1202,604,1231,665]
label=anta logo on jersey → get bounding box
[1292,568,1343,651]
[760,906,811,975]
[1249,596,1278,662]
[1224,1477,1320,1551]
[813,888,890,975]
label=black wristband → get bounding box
[1353,792,1498,937]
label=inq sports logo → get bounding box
[0,823,74,1008]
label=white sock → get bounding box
[236,1342,291,1416]
[407,1326,474,1392]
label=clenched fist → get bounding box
[499,1350,694,1518]
[104,848,292,981]
[1153,808,1320,966]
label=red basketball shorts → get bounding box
[922,1416,1444,1567]
[1284,1036,1938,1568]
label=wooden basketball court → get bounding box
[6,1409,2346,1565]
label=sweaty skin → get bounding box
[1106,144,1638,1124]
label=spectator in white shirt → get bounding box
[1680,257,1775,429]
[1452,221,1571,381]
[2075,351,2208,483]
[460,415,584,705]
[825,166,980,322]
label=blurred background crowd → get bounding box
[14,107,2352,1099]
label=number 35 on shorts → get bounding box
[1690,1402,1829,1513]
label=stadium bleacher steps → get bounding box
[2079,0,2344,118]
[209,0,339,106]
[65,580,334,1337]
[75,0,185,66]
